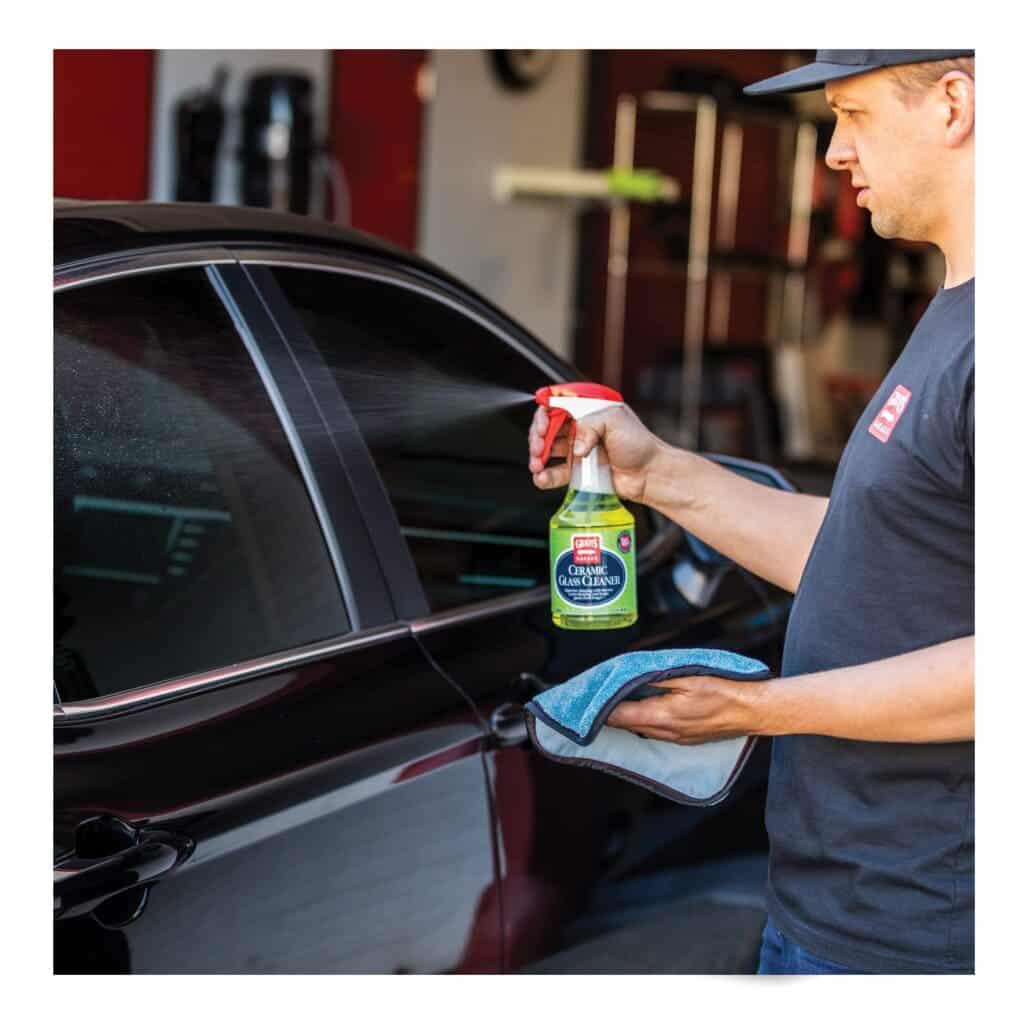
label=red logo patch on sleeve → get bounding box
[868,385,912,443]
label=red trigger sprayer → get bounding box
[535,383,637,630]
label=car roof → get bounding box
[53,200,575,377]
[54,199,448,284]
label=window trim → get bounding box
[205,265,361,627]
[53,623,410,723]
[241,263,430,622]
[232,248,565,380]
[54,246,237,293]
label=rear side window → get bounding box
[54,268,349,702]
[271,267,651,612]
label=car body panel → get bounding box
[54,629,500,972]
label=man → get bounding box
[528,50,974,974]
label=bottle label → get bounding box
[551,528,636,611]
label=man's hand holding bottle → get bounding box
[527,403,667,506]
[527,396,829,596]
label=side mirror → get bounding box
[665,454,798,610]
[703,452,798,493]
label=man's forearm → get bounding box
[749,636,975,742]
[643,444,829,593]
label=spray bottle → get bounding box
[535,383,637,630]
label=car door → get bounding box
[53,255,503,974]
[252,255,794,970]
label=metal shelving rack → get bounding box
[603,89,822,454]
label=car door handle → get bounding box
[490,702,529,748]
[54,829,194,920]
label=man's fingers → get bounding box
[637,728,678,741]
[529,407,605,488]
[624,728,677,741]
[532,463,571,490]
[529,436,570,466]
[607,695,674,730]
[534,438,571,474]
[639,677,711,693]
[529,409,571,457]
[529,430,570,475]
[527,409,548,454]
[605,713,676,742]
[531,405,549,435]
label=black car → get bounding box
[53,200,794,973]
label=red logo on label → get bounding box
[868,385,912,443]
[573,535,601,565]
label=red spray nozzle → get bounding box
[534,382,624,407]
[534,381,624,467]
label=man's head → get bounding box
[823,58,974,243]
[745,51,974,247]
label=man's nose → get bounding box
[825,124,856,172]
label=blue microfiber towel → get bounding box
[525,649,773,806]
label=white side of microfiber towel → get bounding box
[532,718,748,802]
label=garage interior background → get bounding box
[54,49,946,492]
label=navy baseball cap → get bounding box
[744,49,974,96]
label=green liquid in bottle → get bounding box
[550,488,637,630]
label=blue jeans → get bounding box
[757,916,865,974]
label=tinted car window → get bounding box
[272,268,653,612]
[54,268,349,702]
[272,268,573,611]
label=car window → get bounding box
[270,266,651,613]
[54,268,349,702]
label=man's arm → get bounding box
[606,635,974,744]
[529,404,828,594]
[642,444,829,594]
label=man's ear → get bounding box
[941,71,975,147]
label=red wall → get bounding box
[53,50,425,249]
[54,50,155,200]
[330,51,424,249]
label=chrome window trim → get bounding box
[232,248,564,379]
[53,623,409,722]
[205,264,360,628]
[54,247,237,292]
[409,586,548,636]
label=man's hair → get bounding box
[887,57,975,106]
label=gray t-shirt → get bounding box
[767,278,974,973]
